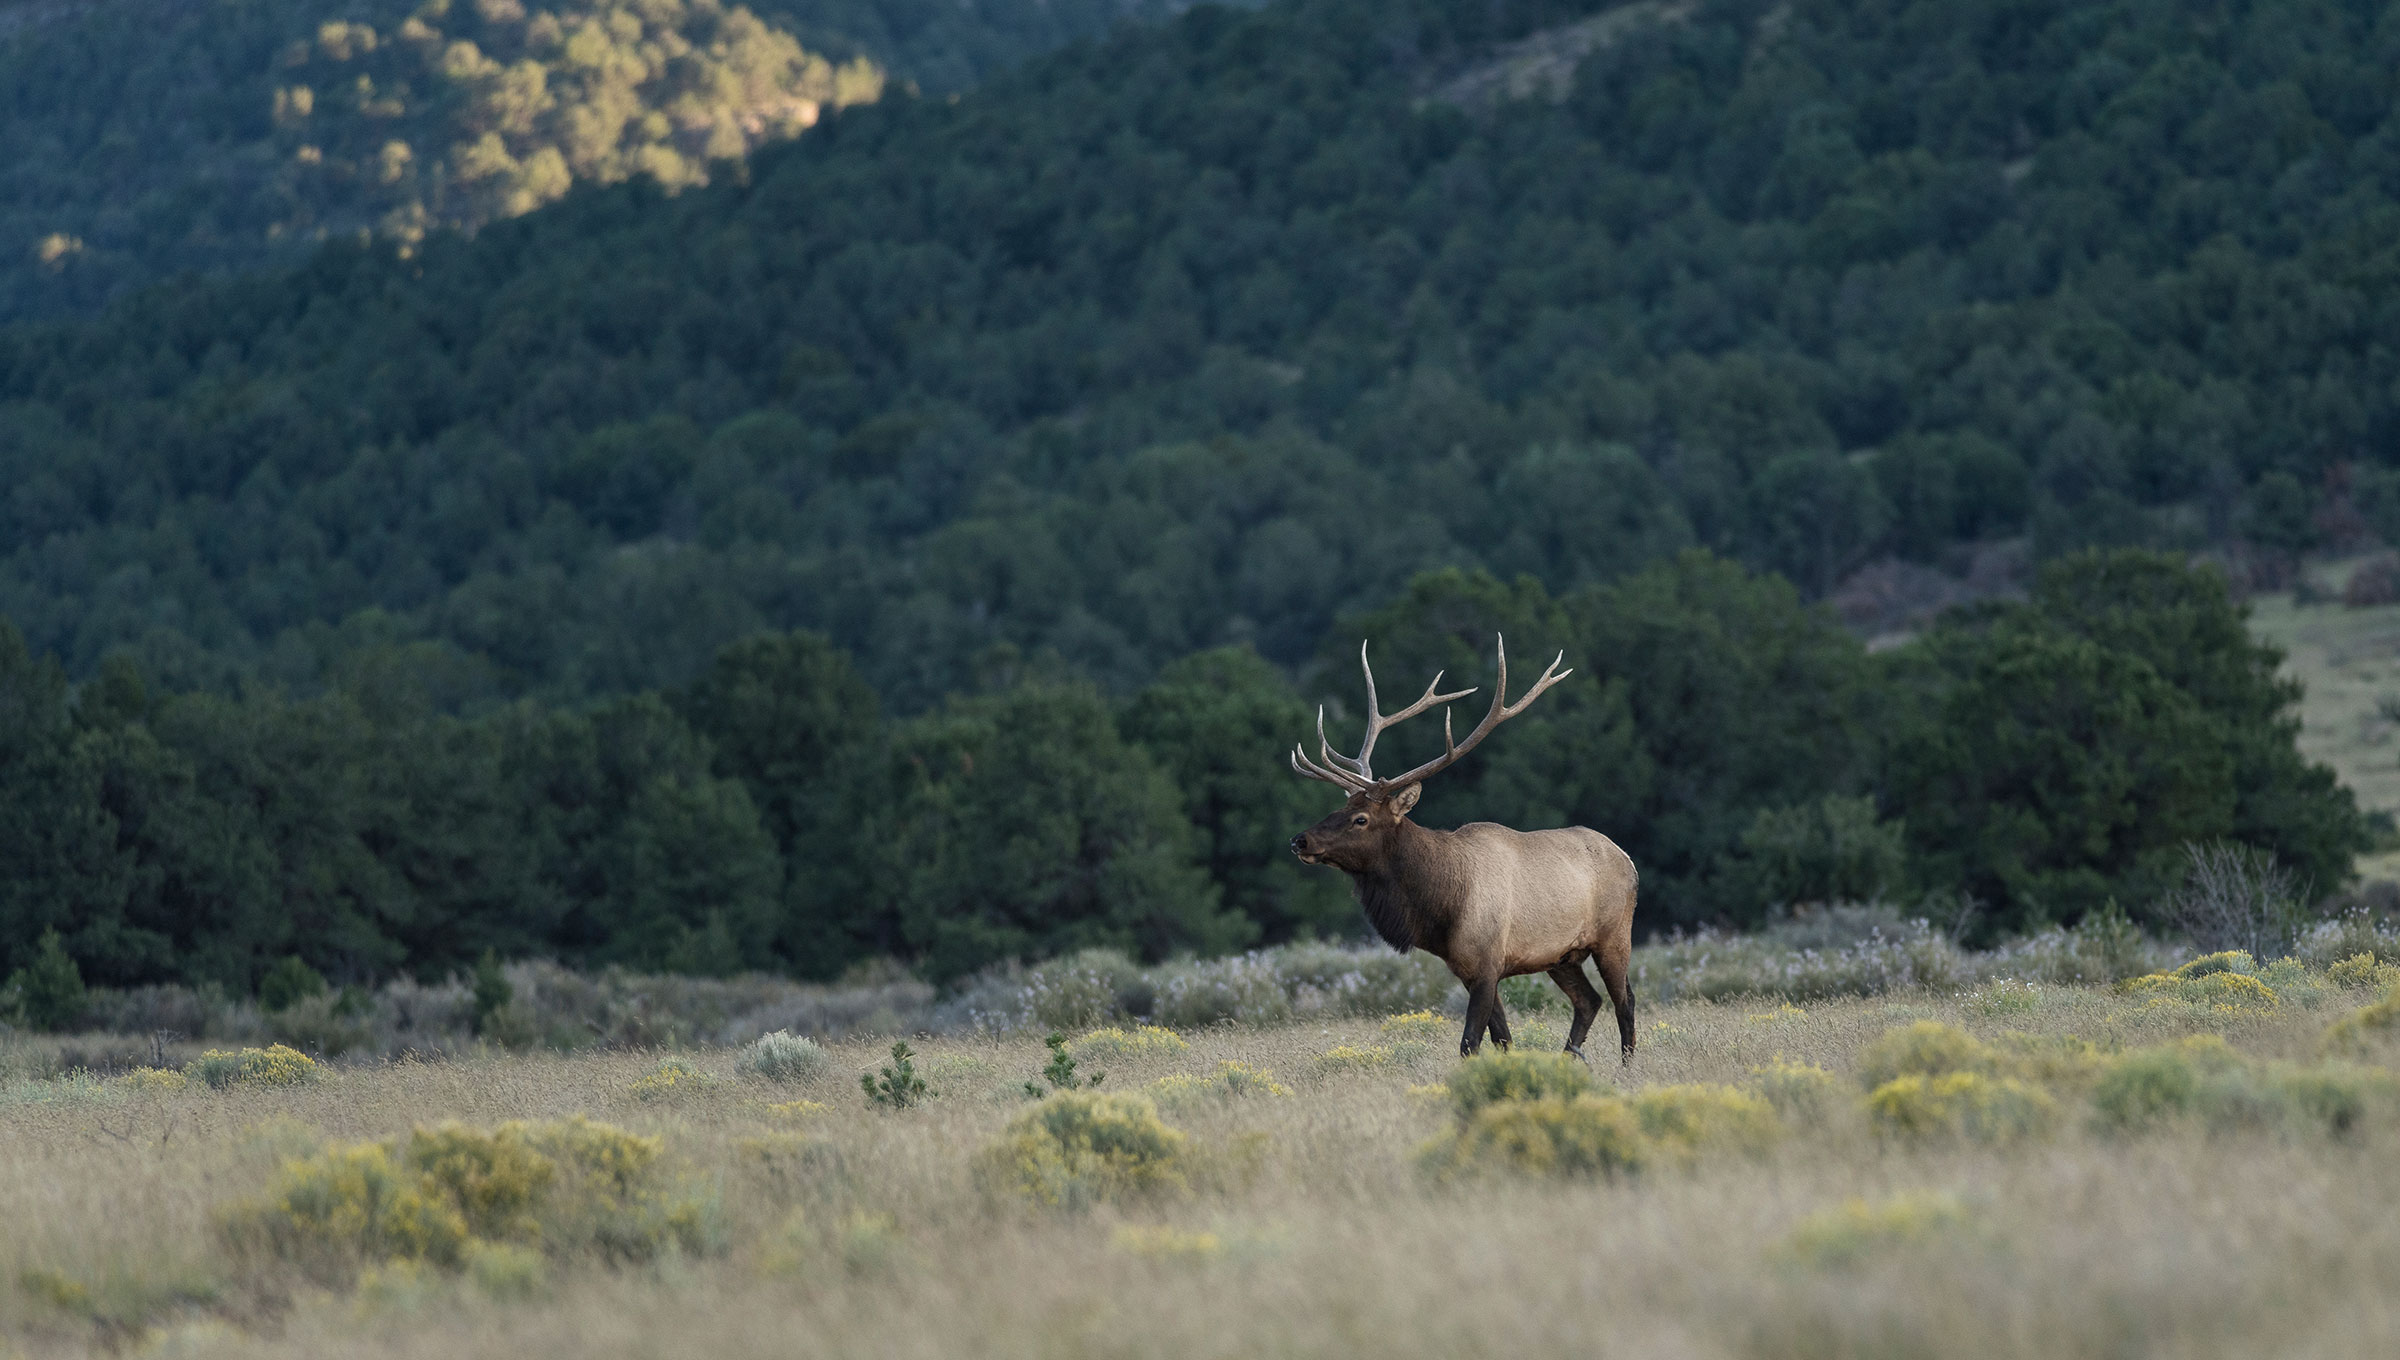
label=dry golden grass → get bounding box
[2248,586,2400,874]
[5,980,2399,1358]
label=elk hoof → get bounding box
[1564,1044,1585,1062]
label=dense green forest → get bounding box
[0,549,2369,992]
[0,0,1204,319]
[3,0,2397,995]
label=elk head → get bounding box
[1287,635,1570,870]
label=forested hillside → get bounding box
[0,0,1200,319]
[2,0,2394,994]
[7,0,2400,703]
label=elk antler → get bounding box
[1288,635,1570,796]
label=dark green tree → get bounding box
[2020,551,2367,895]
[1887,619,2234,934]
[676,630,884,978]
[5,928,87,1031]
[875,680,1247,983]
[1121,646,1354,944]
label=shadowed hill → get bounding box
[3,0,2400,713]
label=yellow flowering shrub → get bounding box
[225,1115,713,1283]
[1316,1042,1426,1070]
[1865,1072,2057,1142]
[628,1056,721,1101]
[2325,954,2400,990]
[1631,1084,1781,1160]
[1749,1058,1843,1125]
[2322,983,2400,1055]
[1379,1010,1449,1040]
[117,1067,188,1094]
[187,1044,320,1090]
[1147,1061,1289,1107]
[1423,1095,1652,1179]
[973,1091,1189,1210]
[2116,952,2280,1011]
[1444,1051,1594,1118]
[1071,1026,1191,1062]
[1424,1076,1781,1180]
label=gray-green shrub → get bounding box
[740,1030,828,1082]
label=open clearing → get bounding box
[4,969,2398,1359]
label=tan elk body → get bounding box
[1288,638,1638,1061]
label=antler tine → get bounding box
[1284,640,1480,797]
[1291,741,1371,792]
[1377,634,1574,791]
[1341,640,1476,780]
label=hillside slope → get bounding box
[3,0,2400,709]
[0,0,1205,320]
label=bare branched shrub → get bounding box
[2161,842,2313,960]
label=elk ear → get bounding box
[1390,782,1421,817]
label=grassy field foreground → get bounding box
[5,964,2400,1359]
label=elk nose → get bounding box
[1289,834,1307,856]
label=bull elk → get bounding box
[1287,637,1638,1062]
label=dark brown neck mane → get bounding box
[1345,821,1463,955]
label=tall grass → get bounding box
[5,966,2399,1357]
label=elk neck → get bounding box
[1346,818,1464,955]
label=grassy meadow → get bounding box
[5,955,2400,1359]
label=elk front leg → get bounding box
[1460,978,1506,1057]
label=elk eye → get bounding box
[1351,815,1368,827]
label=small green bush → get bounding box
[1498,974,1567,1015]
[1445,1051,1594,1118]
[2089,1034,2397,1136]
[738,1030,827,1083]
[862,1041,929,1109]
[974,1091,1189,1209]
[1026,1031,1105,1096]
[2172,951,2257,980]
[1856,1021,1994,1089]
[258,956,330,1013]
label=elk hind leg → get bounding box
[1548,962,1606,1059]
[1596,941,1636,1065]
